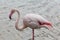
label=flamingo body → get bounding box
[23,14,52,29]
[9,9,52,40]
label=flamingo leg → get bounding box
[32,29,34,40]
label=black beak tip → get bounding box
[9,16,12,20]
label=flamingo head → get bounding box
[9,9,15,19]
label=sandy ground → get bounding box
[0,0,60,40]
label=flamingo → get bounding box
[9,9,52,40]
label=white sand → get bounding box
[0,0,60,40]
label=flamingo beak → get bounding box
[9,9,15,19]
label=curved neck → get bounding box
[9,9,20,30]
[9,9,25,31]
[14,10,20,30]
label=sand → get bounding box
[0,0,60,40]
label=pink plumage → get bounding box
[9,9,52,40]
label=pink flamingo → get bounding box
[9,9,52,40]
